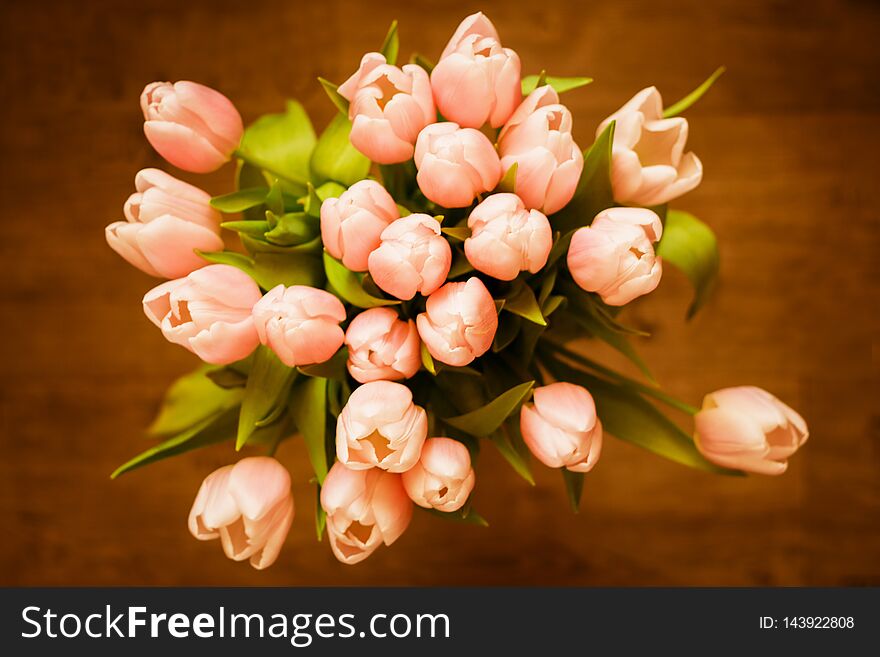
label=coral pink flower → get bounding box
[402,437,475,512]
[345,308,421,383]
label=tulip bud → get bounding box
[345,308,421,383]
[520,383,603,472]
[367,214,452,300]
[414,123,503,208]
[320,180,400,272]
[337,52,436,164]
[464,193,552,280]
[498,85,584,215]
[321,462,413,565]
[431,12,522,128]
[402,437,475,512]
[251,285,346,367]
[188,457,294,570]
[416,277,498,367]
[336,380,428,472]
[567,207,663,306]
[140,81,243,173]
[694,387,808,475]
[143,264,262,364]
[598,86,703,206]
[106,169,224,278]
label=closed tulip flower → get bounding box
[320,180,399,272]
[336,380,428,472]
[105,168,223,278]
[143,264,262,364]
[567,207,663,306]
[431,12,522,128]
[345,308,421,383]
[598,86,703,206]
[140,81,243,173]
[321,462,413,565]
[520,382,603,473]
[498,85,583,215]
[337,52,435,164]
[251,285,346,368]
[694,387,809,475]
[188,457,294,570]
[464,193,552,280]
[414,122,503,208]
[367,214,452,300]
[402,437,475,512]
[416,277,498,366]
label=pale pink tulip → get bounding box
[321,462,412,565]
[188,457,294,570]
[598,86,703,206]
[140,81,243,173]
[464,193,552,280]
[336,380,428,472]
[431,12,521,128]
[498,85,583,215]
[320,180,399,272]
[367,214,452,300]
[694,387,809,475]
[251,285,346,367]
[143,264,262,364]
[337,52,435,164]
[520,382,603,472]
[416,277,498,366]
[105,168,223,278]
[567,207,663,306]
[345,308,421,383]
[402,437,475,512]
[414,122,503,208]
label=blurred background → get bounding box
[1,0,877,585]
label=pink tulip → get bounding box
[414,122,503,208]
[498,85,584,215]
[188,457,294,570]
[367,214,452,300]
[464,193,552,280]
[694,387,809,475]
[140,81,243,173]
[321,462,413,565]
[251,285,346,367]
[105,168,223,278]
[520,383,603,472]
[337,52,435,164]
[567,207,663,306]
[431,12,522,128]
[320,180,399,272]
[336,380,428,472]
[416,277,498,366]
[143,264,262,364]
[345,308,421,383]
[598,86,703,206]
[401,437,475,512]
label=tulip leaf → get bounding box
[489,422,535,485]
[298,347,349,381]
[497,162,518,193]
[196,250,258,281]
[147,366,244,436]
[241,234,322,256]
[323,252,399,308]
[252,252,324,291]
[504,281,547,326]
[237,346,298,450]
[314,485,327,541]
[561,468,584,513]
[663,66,726,118]
[238,100,316,191]
[521,74,593,95]
[420,342,437,375]
[444,380,535,437]
[304,181,347,218]
[264,212,318,246]
[441,226,471,242]
[447,250,475,279]
[493,312,522,352]
[423,505,489,527]
[380,20,399,66]
[310,113,370,186]
[318,77,350,115]
[221,220,271,237]
[210,187,270,213]
[656,209,719,319]
[288,375,329,484]
[545,229,575,268]
[410,52,435,73]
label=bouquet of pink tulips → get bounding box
[106,12,808,569]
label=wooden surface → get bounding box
[1,0,877,586]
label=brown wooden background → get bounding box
[1,0,877,586]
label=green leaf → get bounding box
[447,250,474,279]
[504,281,546,326]
[380,160,418,199]
[147,366,244,436]
[380,20,399,66]
[323,252,398,308]
[410,52,435,73]
[237,346,297,450]
[236,161,271,222]
[493,312,521,352]
[299,347,348,381]
[264,212,318,246]
[314,485,327,541]
[521,74,593,95]
[561,468,584,513]
[241,234,322,256]
[252,253,324,290]
[490,423,535,485]
[444,381,535,437]
[310,113,370,186]
[537,267,558,306]
[237,100,316,188]
[318,77,350,115]
[221,220,271,237]
[441,226,471,242]
[663,66,726,118]
[210,188,269,213]
[288,376,329,484]
[545,230,574,268]
[420,342,436,375]
[196,250,257,279]
[656,209,719,319]
[423,505,489,527]
[497,162,518,193]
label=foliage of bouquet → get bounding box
[106,12,808,569]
